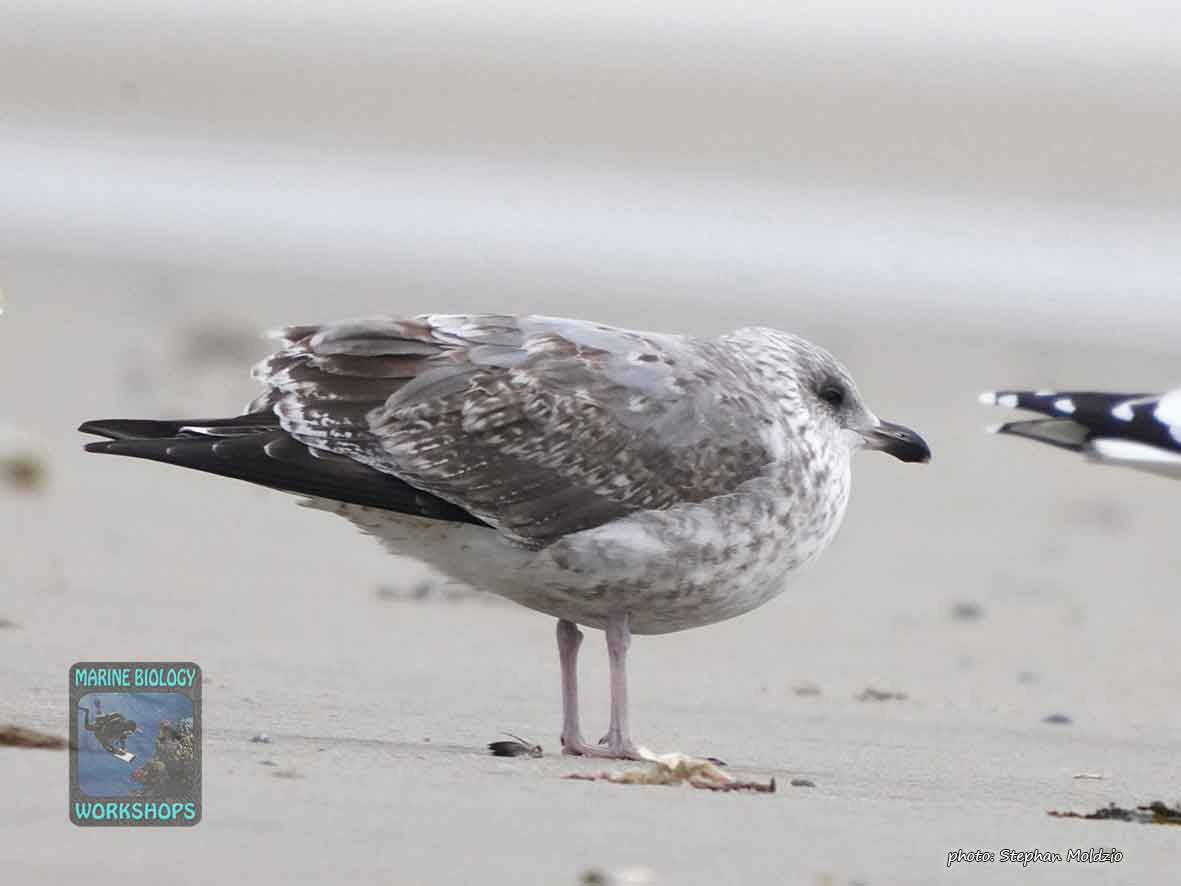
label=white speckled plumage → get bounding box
[261,315,893,633]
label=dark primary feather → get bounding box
[79,416,488,526]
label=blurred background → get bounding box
[3,0,1181,343]
[2,3,1180,882]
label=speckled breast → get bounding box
[515,464,854,634]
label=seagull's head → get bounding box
[785,336,932,465]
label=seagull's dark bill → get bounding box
[981,389,1181,479]
[81,313,930,758]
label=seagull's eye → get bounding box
[819,384,845,408]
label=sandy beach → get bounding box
[2,266,1179,884]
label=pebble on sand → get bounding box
[950,601,985,621]
[580,866,656,886]
[857,688,908,702]
[0,429,50,493]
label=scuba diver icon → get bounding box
[79,700,139,763]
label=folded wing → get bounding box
[258,314,775,546]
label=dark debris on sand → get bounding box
[1049,801,1181,825]
[488,733,543,757]
[564,772,776,793]
[0,724,67,749]
[857,687,908,702]
[374,580,485,604]
[1,451,49,492]
[692,777,776,793]
[950,601,985,621]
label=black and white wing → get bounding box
[980,388,1181,479]
[82,315,777,547]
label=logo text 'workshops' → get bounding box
[69,661,202,827]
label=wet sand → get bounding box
[2,266,1179,884]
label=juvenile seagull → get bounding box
[981,389,1181,479]
[81,314,930,758]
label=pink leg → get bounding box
[557,619,587,751]
[559,612,641,760]
[601,610,640,757]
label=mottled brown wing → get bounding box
[255,314,774,547]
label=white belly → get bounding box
[306,470,850,635]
